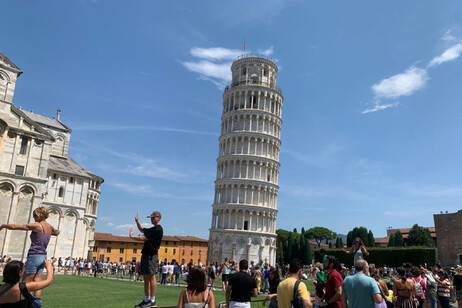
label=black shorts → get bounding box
[222,274,229,282]
[140,254,158,275]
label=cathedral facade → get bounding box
[0,52,103,260]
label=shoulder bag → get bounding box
[291,280,303,308]
[19,283,43,308]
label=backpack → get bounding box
[291,280,303,308]
[414,277,423,297]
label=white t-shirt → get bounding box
[162,265,169,274]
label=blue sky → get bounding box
[3,1,462,239]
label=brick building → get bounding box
[91,233,208,265]
[434,210,462,266]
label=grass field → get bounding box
[1,274,315,308]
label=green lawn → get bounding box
[0,275,314,307]
[40,275,270,307]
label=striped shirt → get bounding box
[437,278,450,297]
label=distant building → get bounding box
[0,52,103,261]
[92,233,208,264]
[374,227,437,247]
[434,210,462,266]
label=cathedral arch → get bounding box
[0,181,16,193]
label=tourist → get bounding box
[263,265,270,293]
[253,265,262,294]
[435,270,451,308]
[161,262,168,285]
[424,268,437,308]
[341,260,382,308]
[453,266,462,308]
[177,266,215,308]
[167,262,174,285]
[129,211,163,308]
[341,237,369,263]
[0,259,53,308]
[277,259,312,308]
[174,262,181,286]
[322,255,343,308]
[226,259,258,308]
[410,266,426,308]
[264,268,280,308]
[221,258,230,291]
[0,206,59,300]
[393,267,416,308]
[207,262,216,289]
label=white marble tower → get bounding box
[207,54,283,266]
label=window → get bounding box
[52,173,57,179]
[132,257,137,261]
[173,241,176,245]
[241,67,246,75]
[183,242,185,246]
[119,248,124,253]
[165,241,168,245]
[133,249,137,254]
[19,137,29,155]
[173,249,176,254]
[69,177,74,183]
[182,250,185,255]
[93,246,98,252]
[119,257,123,263]
[15,165,25,176]
[191,243,193,247]
[106,257,110,262]
[107,247,112,253]
[58,187,64,198]
[165,248,168,253]
[244,221,249,230]
[190,250,193,255]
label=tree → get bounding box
[287,232,294,261]
[368,230,375,247]
[388,233,395,247]
[299,231,306,264]
[407,224,434,247]
[394,231,404,247]
[335,237,343,248]
[276,237,284,265]
[347,231,353,247]
[306,227,337,248]
[303,237,312,264]
[329,242,332,248]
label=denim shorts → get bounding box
[25,254,46,274]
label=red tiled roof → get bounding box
[375,237,389,244]
[174,236,208,243]
[94,233,208,244]
[386,227,436,239]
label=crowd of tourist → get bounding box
[1,211,462,308]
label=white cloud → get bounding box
[428,43,462,68]
[361,101,399,114]
[372,67,429,99]
[106,222,114,227]
[73,124,216,136]
[441,29,456,42]
[182,46,275,88]
[113,222,150,230]
[190,47,243,61]
[181,60,232,86]
[363,37,462,114]
[109,181,172,198]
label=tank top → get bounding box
[28,222,51,256]
[184,289,209,308]
[0,283,27,308]
[353,247,364,262]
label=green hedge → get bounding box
[314,247,436,267]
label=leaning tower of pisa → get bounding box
[207,54,283,266]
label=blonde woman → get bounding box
[0,207,59,299]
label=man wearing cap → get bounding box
[130,211,163,308]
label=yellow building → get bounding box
[91,233,208,264]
